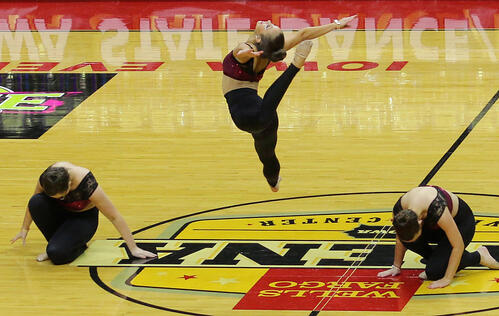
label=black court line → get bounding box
[89,267,210,316]
[419,89,499,186]
[437,306,499,316]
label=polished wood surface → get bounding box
[1,15,499,316]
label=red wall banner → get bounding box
[1,1,497,30]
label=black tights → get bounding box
[402,198,480,280]
[225,64,300,186]
[28,193,99,265]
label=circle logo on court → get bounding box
[76,192,499,314]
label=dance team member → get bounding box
[223,15,356,191]
[11,161,156,264]
[378,186,499,289]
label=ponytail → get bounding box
[270,49,287,62]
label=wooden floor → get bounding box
[1,1,499,315]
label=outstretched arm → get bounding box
[393,234,407,268]
[284,15,357,51]
[90,187,156,259]
[428,209,464,289]
[378,233,407,277]
[11,181,43,245]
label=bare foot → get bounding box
[36,252,49,262]
[478,246,499,268]
[418,271,427,280]
[270,176,282,192]
[292,41,313,68]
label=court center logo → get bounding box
[0,73,115,139]
[74,193,499,314]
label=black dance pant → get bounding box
[401,198,480,280]
[28,193,99,265]
[224,64,300,187]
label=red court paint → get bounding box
[234,268,423,311]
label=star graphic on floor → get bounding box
[180,275,197,280]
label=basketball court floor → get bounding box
[1,1,499,315]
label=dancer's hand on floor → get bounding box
[10,228,29,245]
[130,246,157,259]
[428,277,452,289]
[377,265,401,277]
